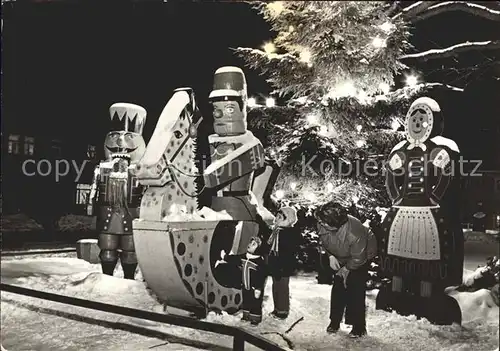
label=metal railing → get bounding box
[0,283,286,351]
[1,248,76,256]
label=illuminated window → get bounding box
[87,144,96,159]
[76,183,91,205]
[8,134,20,154]
[24,136,35,155]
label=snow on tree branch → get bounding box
[419,82,464,92]
[234,47,299,64]
[392,1,441,20]
[408,2,500,23]
[400,41,500,61]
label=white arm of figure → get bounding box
[203,136,265,188]
[204,138,261,176]
[329,255,341,270]
[386,151,405,202]
[390,140,407,155]
[88,165,100,203]
[430,136,460,153]
[87,165,100,216]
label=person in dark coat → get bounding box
[315,202,377,338]
[266,206,300,319]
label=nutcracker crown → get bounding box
[209,66,247,101]
[109,103,147,135]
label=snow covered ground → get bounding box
[1,214,95,232]
[1,252,499,351]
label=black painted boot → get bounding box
[326,322,340,334]
[101,261,117,276]
[122,263,137,280]
[349,325,367,338]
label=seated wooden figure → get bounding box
[215,236,268,325]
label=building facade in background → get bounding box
[1,131,97,218]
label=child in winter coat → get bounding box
[315,202,377,338]
[216,235,268,325]
[266,206,300,319]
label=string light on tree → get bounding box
[262,42,277,54]
[299,48,313,67]
[372,36,387,49]
[267,1,285,17]
[248,97,257,107]
[352,195,360,204]
[304,191,316,202]
[327,182,334,193]
[391,118,400,131]
[356,139,366,148]
[379,82,390,94]
[290,182,297,191]
[275,189,285,200]
[357,89,369,104]
[328,81,356,99]
[405,74,419,87]
[319,125,329,136]
[306,113,320,125]
[356,124,362,133]
[378,21,394,33]
[266,97,276,107]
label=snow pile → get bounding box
[460,257,500,308]
[463,266,490,287]
[448,289,499,324]
[463,266,489,287]
[375,206,388,222]
[2,256,499,351]
[1,214,43,232]
[162,206,233,222]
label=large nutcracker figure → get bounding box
[87,103,147,279]
[203,66,274,255]
[376,97,464,325]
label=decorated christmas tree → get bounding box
[234,1,427,275]
[235,1,452,215]
[235,1,499,274]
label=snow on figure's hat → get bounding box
[209,66,247,100]
[109,103,147,135]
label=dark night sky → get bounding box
[2,1,500,166]
[2,1,274,144]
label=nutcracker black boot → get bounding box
[326,321,340,334]
[122,263,137,280]
[99,250,118,276]
[349,325,367,338]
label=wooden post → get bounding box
[232,334,245,351]
[204,280,209,317]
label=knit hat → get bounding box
[314,202,348,229]
[276,206,298,227]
